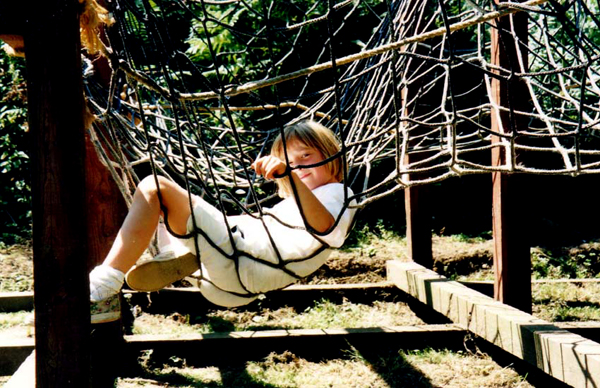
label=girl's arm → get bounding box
[251,156,334,233]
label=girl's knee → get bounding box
[137,175,169,197]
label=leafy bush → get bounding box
[0,49,30,244]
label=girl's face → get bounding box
[285,140,337,190]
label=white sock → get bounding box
[89,264,125,302]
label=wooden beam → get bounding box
[24,0,91,386]
[0,325,465,375]
[0,338,35,377]
[0,292,34,312]
[387,260,600,388]
[0,3,26,36]
[3,350,35,388]
[5,320,600,376]
[8,277,600,314]
[121,283,403,315]
[490,0,532,312]
[401,20,437,270]
[404,185,433,268]
[85,0,128,271]
[124,324,466,367]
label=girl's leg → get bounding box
[103,175,192,273]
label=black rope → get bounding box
[84,0,600,302]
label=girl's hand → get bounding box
[251,155,288,180]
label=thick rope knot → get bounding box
[79,0,113,56]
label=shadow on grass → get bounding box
[121,349,280,387]
[349,345,433,388]
[128,362,279,387]
[124,349,433,388]
[217,362,279,388]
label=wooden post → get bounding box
[401,5,435,269]
[404,185,433,268]
[24,0,91,386]
[490,1,531,313]
[84,8,128,271]
[85,3,129,385]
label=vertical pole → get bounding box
[402,11,434,269]
[404,184,433,269]
[490,1,531,312]
[85,3,129,384]
[24,0,91,386]
[85,5,128,272]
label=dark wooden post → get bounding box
[401,5,435,270]
[85,2,130,384]
[404,184,433,268]
[85,0,128,271]
[24,0,91,385]
[490,1,531,312]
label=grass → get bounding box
[116,347,533,387]
[2,232,600,386]
[532,282,600,322]
[132,299,424,335]
[0,310,32,342]
[0,242,33,292]
[0,310,31,329]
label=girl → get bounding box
[89,120,356,319]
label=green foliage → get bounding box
[184,0,381,86]
[449,233,490,244]
[531,246,600,279]
[0,49,30,244]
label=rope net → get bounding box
[87,0,600,209]
[84,0,600,298]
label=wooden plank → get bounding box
[404,185,433,268]
[123,324,467,367]
[0,338,35,376]
[3,350,35,388]
[4,277,600,314]
[401,31,436,270]
[0,2,26,35]
[387,260,600,388]
[24,0,91,386]
[0,283,399,314]
[0,292,34,312]
[490,0,532,313]
[120,283,403,315]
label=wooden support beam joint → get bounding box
[387,260,600,388]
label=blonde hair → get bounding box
[271,120,343,198]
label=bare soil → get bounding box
[0,241,33,292]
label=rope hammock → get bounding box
[84,0,600,302]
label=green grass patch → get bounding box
[0,311,31,329]
[532,282,600,322]
[132,299,423,335]
[117,348,533,387]
[531,246,600,279]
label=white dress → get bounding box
[180,183,356,307]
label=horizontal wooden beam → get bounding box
[3,350,35,388]
[0,2,26,35]
[0,284,400,314]
[123,324,466,367]
[2,277,600,313]
[0,338,34,376]
[123,282,404,314]
[0,325,466,375]
[0,292,34,312]
[387,260,600,388]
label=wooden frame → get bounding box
[388,260,600,387]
